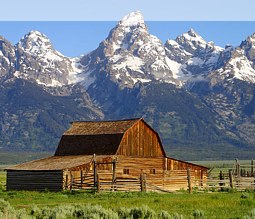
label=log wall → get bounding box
[6,170,63,191]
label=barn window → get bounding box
[123,169,130,174]
[150,169,156,174]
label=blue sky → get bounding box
[1,21,255,57]
[1,1,255,57]
[1,0,255,21]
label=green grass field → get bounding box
[1,170,255,218]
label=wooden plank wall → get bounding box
[166,158,207,171]
[115,156,165,176]
[117,120,164,157]
[6,170,63,191]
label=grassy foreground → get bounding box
[1,171,255,218]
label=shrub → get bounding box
[157,210,172,219]
[171,212,183,219]
[192,209,205,219]
[0,199,180,219]
[241,193,250,199]
[129,205,156,219]
[0,199,32,219]
[243,208,255,219]
[117,207,132,219]
[74,204,118,219]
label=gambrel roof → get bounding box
[54,118,162,156]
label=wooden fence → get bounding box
[205,159,255,191]
[69,168,203,193]
[68,161,255,193]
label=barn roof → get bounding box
[55,134,123,156]
[5,155,109,171]
[64,118,140,135]
[54,118,141,156]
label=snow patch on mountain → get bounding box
[112,56,144,73]
[187,57,204,66]
[119,11,144,27]
[67,57,86,84]
[219,50,255,83]
[79,70,96,89]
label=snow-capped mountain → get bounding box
[165,29,224,84]
[14,31,84,87]
[80,11,180,88]
[1,11,255,159]
[208,33,255,86]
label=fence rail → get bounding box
[68,160,255,193]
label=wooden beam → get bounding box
[229,169,233,189]
[93,154,97,188]
[187,168,192,194]
[97,174,100,193]
[251,159,254,176]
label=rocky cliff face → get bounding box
[0,36,16,79]
[1,11,255,159]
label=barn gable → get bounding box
[117,119,166,157]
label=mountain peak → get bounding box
[246,32,255,44]
[18,30,53,54]
[175,29,208,53]
[183,28,204,41]
[23,30,49,42]
[27,30,45,37]
[187,28,198,37]
[119,11,145,27]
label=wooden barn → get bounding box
[6,118,208,192]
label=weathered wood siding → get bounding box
[117,120,165,157]
[115,156,165,176]
[166,157,207,184]
[6,170,63,191]
[166,157,207,171]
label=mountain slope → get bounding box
[1,12,255,160]
[0,78,102,151]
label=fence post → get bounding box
[70,172,73,191]
[65,174,68,190]
[219,171,224,190]
[200,170,204,187]
[140,173,146,192]
[144,174,147,192]
[80,171,83,189]
[229,169,233,189]
[97,174,100,193]
[251,159,254,176]
[187,168,192,194]
[112,159,116,191]
[236,159,240,177]
[93,154,97,188]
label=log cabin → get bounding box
[6,118,208,192]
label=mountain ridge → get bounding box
[1,11,255,160]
